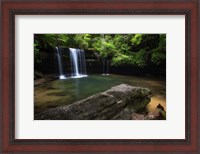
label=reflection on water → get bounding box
[34,74,166,115]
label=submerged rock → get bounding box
[35,84,151,120]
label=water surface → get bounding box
[34,74,166,115]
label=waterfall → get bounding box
[69,48,88,78]
[56,47,67,79]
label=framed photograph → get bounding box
[1,0,199,153]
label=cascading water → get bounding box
[56,47,67,79]
[69,48,88,78]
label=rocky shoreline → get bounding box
[35,84,165,120]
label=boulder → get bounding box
[130,104,166,120]
[35,84,151,120]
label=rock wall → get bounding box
[35,84,151,120]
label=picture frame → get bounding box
[1,0,199,153]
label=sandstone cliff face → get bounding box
[35,84,151,120]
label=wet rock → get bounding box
[130,104,166,120]
[131,113,146,120]
[35,84,151,120]
[112,108,131,120]
[154,104,166,120]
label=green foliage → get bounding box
[92,34,132,61]
[92,35,104,57]
[34,33,166,67]
[131,34,143,45]
[34,34,71,64]
[151,34,166,65]
[92,35,116,58]
[112,53,133,65]
[111,34,132,65]
[42,34,57,47]
[74,34,91,49]
[133,49,148,67]
[57,34,69,45]
[112,49,148,67]
[113,34,131,53]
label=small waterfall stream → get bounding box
[56,47,67,79]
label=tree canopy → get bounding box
[34,34,166,67]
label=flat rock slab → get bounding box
[35,84,151,120]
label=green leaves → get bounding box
[92,35,115,58]
[74,34,91,49]
[111,49,148,67]
[151,34,166,65]
[131,34,143,45]
[42,34,58,47]
[133,49,148,67]
[112,53,132,65]
[92,34,132,61]
[57,34,69,44]
[34,34,166,67]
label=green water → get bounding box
[34,74,166,115]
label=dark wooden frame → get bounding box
[0,0,199,153]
